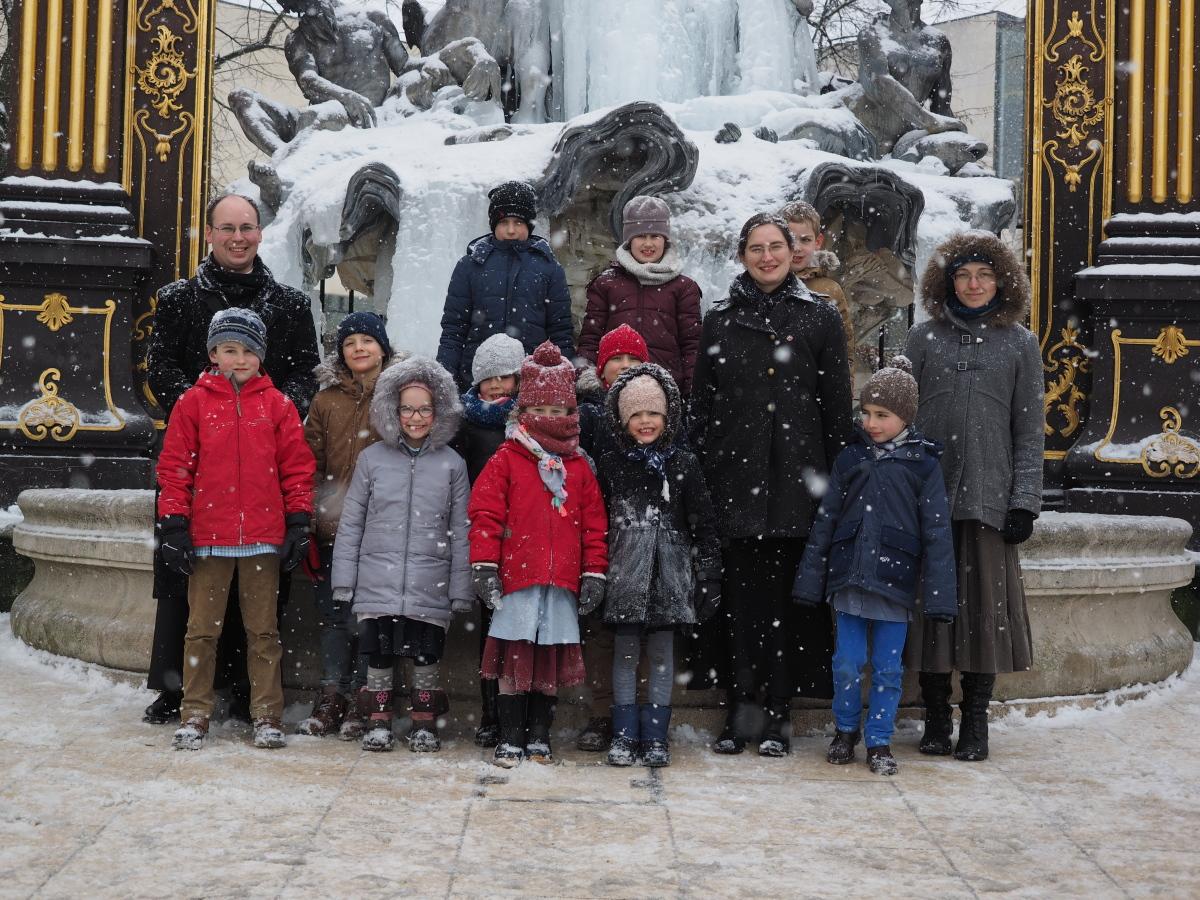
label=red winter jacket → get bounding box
[577,263,702,395]
[468,440,608,594]
[157,369,315,547]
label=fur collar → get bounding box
[795,249,840,280]
[613,244,684,286]
[604,363,683,450]
[369,355,462,450]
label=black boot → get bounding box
[713,693,755,755]
[475,678,500,747]
[758,698,791,757]
[918,672,954,756]
[143,689,182,724]
[525,692,557,764]
[826,729,860,765]
[954,672,995,761]
[493,693,527,768]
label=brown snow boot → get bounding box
[297,687,348,736]
[362,689,396,752]
[407,688,448,753]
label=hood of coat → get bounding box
[919,230,1031,328]
[605,362,683,449]
[575,365,606,404]
[369,354,463,450]
[466,233,556,265]
[796,249,840,279]
[313,350,409,391]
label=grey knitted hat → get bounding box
[471,332,526,386]
[860,355,918,425]
[622,195,671,245]
[207,307,266,360]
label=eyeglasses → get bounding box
[212,224,261,237]
[399,405,435,419]
[745,242,790,256]
[953,270,998,284]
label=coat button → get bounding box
[767,367,775,376]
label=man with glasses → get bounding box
[142,193,320,725]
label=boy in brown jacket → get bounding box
[782,201,855,372]
[298,312,395,738]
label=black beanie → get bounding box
[336,312,392,365]
[488,181,537,232]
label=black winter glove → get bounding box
[1002,508,1036,545]
[694,579,722,623]
[472,565,503,610]
[280,512,313,573]
[158,515,195,576]
[577,574,606,616]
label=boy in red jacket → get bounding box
[469,341,608,768]
[157,308,315,751]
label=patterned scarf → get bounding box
[461,387,515,430]
[507,418,573,515]
[626,441,676,501]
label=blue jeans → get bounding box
[314,543,365,693]
[832,612,908,748]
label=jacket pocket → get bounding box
[877,525,921,591]
[828,519,860,581]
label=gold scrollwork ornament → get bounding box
[1049,55,1105,148]
[1141,408,1200,479]
[1043,324,1090,437]
[1152,326,1189,364]
[135,25,195,118]
[18,369,81,442]
[35,292,74,331]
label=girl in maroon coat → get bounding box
[469,341,609,768]
[577,196,703,396]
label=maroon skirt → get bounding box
[481,637,585,695]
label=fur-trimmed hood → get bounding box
[369,354,462,450]
[576,365,606,405]
[313,350,409,391]
[919,230,1030,328]
[796,248,840,279]
[604,362,683,449]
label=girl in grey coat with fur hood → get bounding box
[331,355,473,753]
[903,230,1045,765]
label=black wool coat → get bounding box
[147,256,320,417]
[597,364,722,628]
[689,272,854,540]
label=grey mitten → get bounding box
[472,565,502,610]
[577,574,606,616]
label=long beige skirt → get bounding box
[905,519,1034,675]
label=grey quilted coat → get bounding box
[331,355,472,628]
[904,231,1044,530]
[597,364,722,627]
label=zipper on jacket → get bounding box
[400,452,417,600]
[236,390,245,545]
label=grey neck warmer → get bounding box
[615,243,684,287]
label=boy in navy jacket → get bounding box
[793,356,956,775]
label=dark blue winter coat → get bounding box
[793,425,957,617]
[436,234,575,390]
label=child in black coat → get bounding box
[597,364,722,767]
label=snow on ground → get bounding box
[2,613,1199,897]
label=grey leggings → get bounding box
[612,626,674,707]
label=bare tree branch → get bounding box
[214,11,288,69]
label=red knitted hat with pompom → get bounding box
[517,341,577,409]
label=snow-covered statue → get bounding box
[842,0,985,172]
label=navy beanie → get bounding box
[336,312,392,364]
[488,181,537,232]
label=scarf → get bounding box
[871,428,910,459]
[517,410,580,456]
[462,387,515,430]
[626,441,677,501]
[506,419,572,515]
[615,243,685,287]
[197,255,270,305]
[947,293,1001,320]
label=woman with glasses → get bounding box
[688,212,853,757]
[904,230,1044,763]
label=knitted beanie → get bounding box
[471,332,526,386]
[860,355,918,425]
[488,180,537,232]
[207,307,266,359]
[516,341,576,409]
[336,311,392,364]
[596,323,649,377]
[617,373,668,425]
[622,195,671,245]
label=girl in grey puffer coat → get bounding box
[331,355,473,753]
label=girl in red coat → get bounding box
[157,308,315,751]
[469,341,609,768]
[577,196,702,396]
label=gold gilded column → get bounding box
[68,0,90,173]
[1151,0,1171,203]
[93,0,115,174]
[1126,0,1146,202]
[16,0,38,170]
[1178,0,1194,204]
[42,0,65,171]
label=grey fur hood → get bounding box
[369,355,462,449]
[920,230,1031,328]
[806,249,840,274]
[605,363,683,449]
